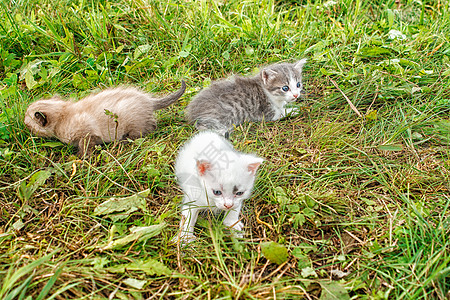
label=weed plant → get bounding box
[0,0,449,298]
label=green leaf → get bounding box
[179,50,190,58]
[293,213,306,227]
[122,278,147,290]
[93,189,150,222]
[287,204,300,213]
[0,250,58,298]
[377,144,403,151]
[24,69,37,90]
[4,274,33,300]
[97,223,166,250]
[36,265,64,300]
[245,47,254,56]
[261,241,289,265]
[72,73,88,90]
[359,46,391,57]
[274,186,289,206]
[386,9,394,28]
[292,248,312,269]
[17,170,53,201]
[302,207,316,218]
[300,266,318,278]
[134,44,152,60]
[442,68,450,76]
[365,110,377,121]
[92,257,109,269]
[222,50,230,60]
[40,141,65,148]
[319,281,350,300]
[106,258,172,276]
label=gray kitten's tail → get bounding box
[153,80,186,110]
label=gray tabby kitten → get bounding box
[186,59,307,135]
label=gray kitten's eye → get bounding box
[296,82,301,88]
[235,191,244,196]
[213,190,222,196]
[282,86,289,92]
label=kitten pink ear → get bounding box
[261,69,278,85]
[196,160,212,176]
[247,157,264,175]
[294,59,307,72]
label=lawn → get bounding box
[0,0,449,299]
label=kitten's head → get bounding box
[24,96,67,137]
[196,153,264,211]
[260,59,307,103]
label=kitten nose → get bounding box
[224,203,233,209]
[292,94,298,98]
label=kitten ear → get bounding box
[294,59,307,72]
[196,159,213,176]
[245,156,264,175]
[34,111,48,127]
[261,69,278,85]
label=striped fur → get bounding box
[186,60,307,135]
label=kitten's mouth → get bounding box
[219,204,234,210]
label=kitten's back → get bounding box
[186,76,273,134]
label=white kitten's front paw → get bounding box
[284,106,301,117]
[231,221,244,231]
[171,233,196,245]
[225,221,244,238]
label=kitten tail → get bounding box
[152,80,186,110]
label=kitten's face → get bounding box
[260,59,307,103]
[196,155,263,211]
[24,97,66,137]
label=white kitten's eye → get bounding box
[282,86,289,92]
[213,190,222,196]
[296,82,301,88]
[235,191,244,196]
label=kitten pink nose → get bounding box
[224,203,233,209]
[292,94,298,98]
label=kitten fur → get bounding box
[186,59,307,135]
[174,131,264,244]
[24,81,186,156]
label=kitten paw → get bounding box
[231,221,244,231]
[226,221,244,238]
[284,106,301,117]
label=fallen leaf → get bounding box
[106,258,172,276]
[274,187,289,206]
[377,144,403,151]
[320,281,350,300]
[98,223,166,250]
[292,248,312,269]
[261,241,289,265]
[93,190,150,222]
[301,267,318,278]
[123,278,147,289]
[365,110,377,121]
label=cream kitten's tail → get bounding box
[153,80,186,110]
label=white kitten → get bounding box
[173,131,264,244]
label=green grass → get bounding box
[1,0,449,298]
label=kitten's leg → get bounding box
[223,207,244,238]
[283,106,301,117]
[174,201,200,244]
[195,119,230,137]
[77,135,101,157]
[125,122,156,140]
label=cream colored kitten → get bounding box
[24,81,185,156]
